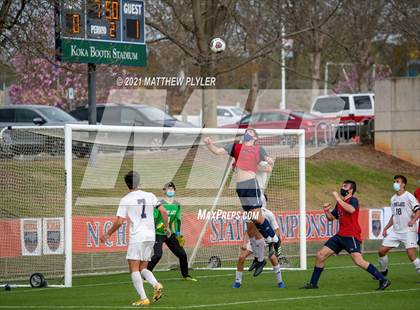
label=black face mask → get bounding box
[340,188,349,197]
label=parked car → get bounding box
[70,103,198,148]
[310,93,374,122]
[173,105,248,127]
[70,103,197,128]
[0,104,87,157]
[310,93,374,140]
[216,106,248,126]
[221,109,324,143]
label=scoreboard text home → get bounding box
[55,0,146,66]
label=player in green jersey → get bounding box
[147,182,197,281]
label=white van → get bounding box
[310,93,375,122]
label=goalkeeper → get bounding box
[147,182,197,281]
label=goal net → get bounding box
[0,125,306,287]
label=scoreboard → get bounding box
[55,0,146,66]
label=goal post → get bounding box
[0,125,306,288]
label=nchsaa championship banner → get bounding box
[0,209,382,258]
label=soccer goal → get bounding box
[0,125,306,288]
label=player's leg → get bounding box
[128,259,150,306]
[378,230,400,276]
[269,253,285,288]
[236,179,276,239]
[165,235,195,280]
[377,245,392,276]
[350,252,391,290]
[232,245,252,288]
[246,221,266,276]
[302,236,340,289]
[138,241,163,302]
[147,235,164,272]
[127,242,150,306]
[404,231,420,273]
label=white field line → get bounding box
[0,288,419,309]
[1,262,412,295]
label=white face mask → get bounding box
[393,182,401,192]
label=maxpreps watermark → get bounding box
[197,209,259,221]
[116,75,216,87]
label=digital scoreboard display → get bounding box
[55,0,146,66]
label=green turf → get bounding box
[1,252,419,309]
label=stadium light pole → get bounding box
[280,23,286,110]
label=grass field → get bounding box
[1,252,419,309]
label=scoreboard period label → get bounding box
[55,0,146,66]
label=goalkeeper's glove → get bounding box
[175,233,185,247]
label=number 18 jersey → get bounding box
[390,191,420,233]
[117,190,161,243]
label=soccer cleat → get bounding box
[277,282,286,288]
[132,298,150,306]
[253,259,266,277]
[377,278,391,291]
[300,283,319,289]
[152,283,163,302]
[231,282,241,288]
[248,258,258,271]
[183,275,198,282]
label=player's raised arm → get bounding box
[204,137,228,155]
[332,191,356,214]
[323,203,336,221]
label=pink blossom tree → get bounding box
[8,13,125,109]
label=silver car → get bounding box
[0,105,85,157]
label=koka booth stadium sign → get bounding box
[55,0,146,66]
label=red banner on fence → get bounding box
[0,209,369,258]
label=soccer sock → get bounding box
[140,269,158,287]
[412,258,420,272]
[378,255,388,272]
[255,219,275,238]
[366,263,385,281]
[131,272,147,300]
[309,266,324,286]
[235,271,243,283]
[255,238,266,262]
[273,264,283,284]
[249,237,257,254]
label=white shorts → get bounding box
[126,241,154,261]
[382,230,418,249]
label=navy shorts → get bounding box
[325,235,361,254]
[417,233,420,247]
[236,178,262,211]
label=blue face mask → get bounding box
[166,190,175,198]
[393,182,400,192]
[243,133,254,142]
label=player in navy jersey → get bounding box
[301,180,391,290]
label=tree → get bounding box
[8,11,124,109]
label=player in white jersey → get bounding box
[100,171,170,306]
[232,194,285,288]
[377,175,420,276]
